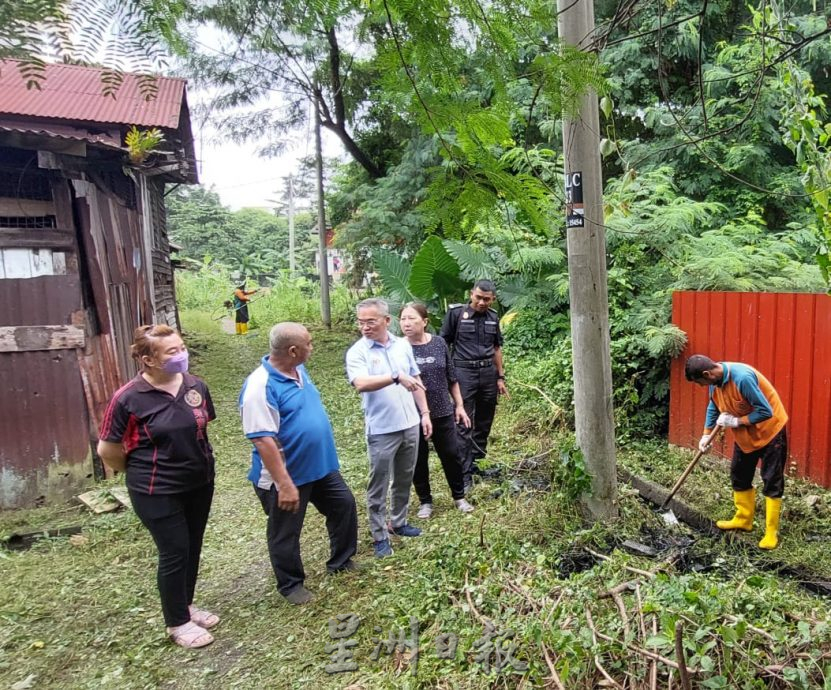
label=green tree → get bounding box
[1,0,186,96]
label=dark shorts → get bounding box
[730,427,787,498]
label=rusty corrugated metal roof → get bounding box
[0,120,122,149]
[0,60,185,129]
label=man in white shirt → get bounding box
[345,298,432,558]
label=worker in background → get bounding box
[234,279,258,335]
[685,354,789,549]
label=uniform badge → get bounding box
[463,311,469,319]
[185,389,203,407]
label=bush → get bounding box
[502,306,679,442]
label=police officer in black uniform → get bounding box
[439,279,507,490]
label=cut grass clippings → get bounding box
[1,310,830,689]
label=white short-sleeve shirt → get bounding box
[345,333,421,435]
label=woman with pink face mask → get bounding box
[97,325,219,649]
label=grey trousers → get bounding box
[366,424,420,542]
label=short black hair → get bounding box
[473,279,496,294]
[685,354,718,381]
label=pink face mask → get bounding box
[161,351,189,374]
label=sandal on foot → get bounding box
[168,621,214,649]
[189,605,220,629]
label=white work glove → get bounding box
[698,434,712,453]
[717,413,740,428]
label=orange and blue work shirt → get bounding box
[703,362,788,453]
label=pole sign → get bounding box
[565,171,584,228]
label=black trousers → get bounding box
[129,483,214,627]
[413,413,466,503]
[455,364,498,478]
[254,471,358,596]
[730,427,788,498]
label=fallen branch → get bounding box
[600,582,636,598]
[463,571,488,626]
[511,379,565,418]
[649,617,658,690]
[722,614,778,644]
[585,607,626,690]
[541,644,566,690]
[584,547,656,578]
[543,590,565,627]
[591,627,702,674]
[611,592,631,640]
[674,620,692,690]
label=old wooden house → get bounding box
[0,60,198,508]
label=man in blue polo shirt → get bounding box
[346,298,433,558]
[240,322,358,605]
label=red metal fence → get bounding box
[669,291,831,489]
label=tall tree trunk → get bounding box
[319,28,383,179]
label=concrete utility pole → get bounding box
[314,94,332,329]
[557,0,618,519]
[287,175,296,277]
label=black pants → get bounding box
[129,483,214,627]
[236,304,249,324]
[254,471,358,596]
[730,427,788,498]
[413,414,466,503]
[455,364,498,478]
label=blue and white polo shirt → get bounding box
[239,356,339,489]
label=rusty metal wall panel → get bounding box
[0,274,83,326]
[0,274,90,508]
[669,291,831,489]
[77,332,132,436]
[0,60,184,129]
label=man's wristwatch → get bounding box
[391,371,400,385]
[497,374,506,380]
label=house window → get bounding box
[0,162,68,279]
[0,215,56,229]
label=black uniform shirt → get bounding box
[439,305,504,361]
[100,373,216,495]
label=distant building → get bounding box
[0,60,198,508]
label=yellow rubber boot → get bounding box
[240,323,248,335]
[758,497,782,550]
[235,322,242,335]
[716,489,755,531]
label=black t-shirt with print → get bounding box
[411,335,457,419]
[100,373,216,495]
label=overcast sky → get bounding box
[189,92,344,211]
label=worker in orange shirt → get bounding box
[233,280,258,335]
[685,354,788,549]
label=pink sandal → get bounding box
[167,621,214,649]
[189,605,220,629]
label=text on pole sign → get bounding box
[565,171,584,228]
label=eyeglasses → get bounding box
[357,319,381,327]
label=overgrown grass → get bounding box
[1,313,830,689]
[175,266,356,329]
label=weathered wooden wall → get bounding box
[0,146,178,508]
